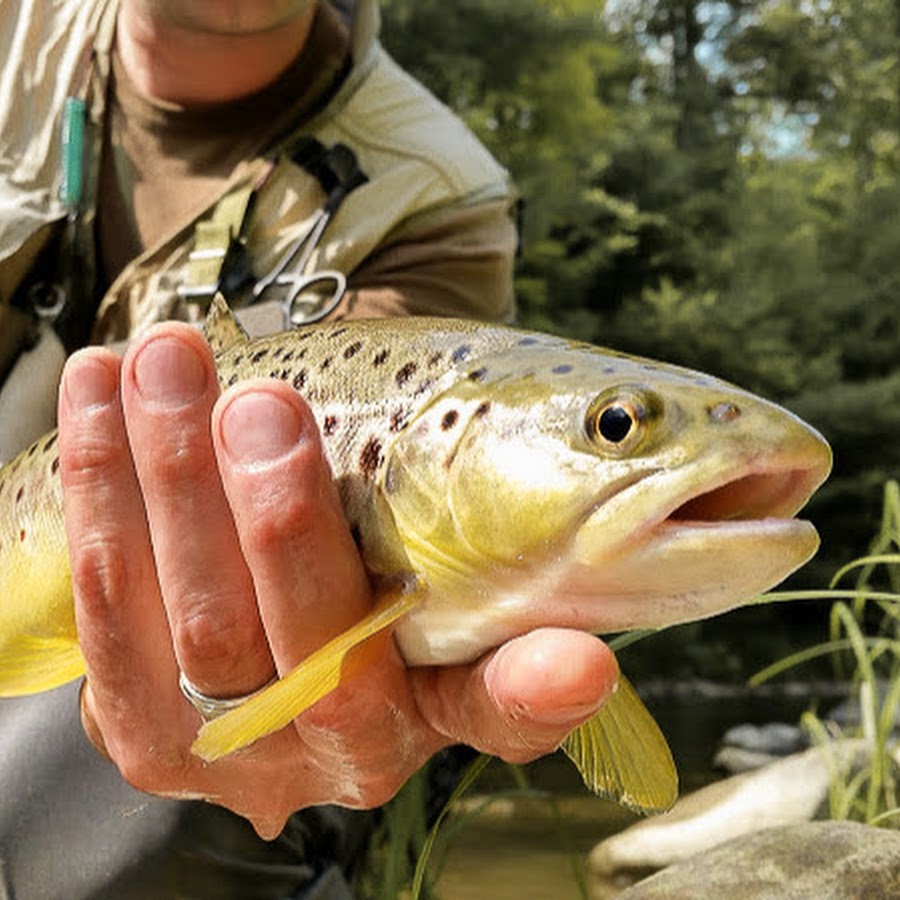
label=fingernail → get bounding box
[133,337,209,407]
[220,390,306,466]
[65,354,118,410]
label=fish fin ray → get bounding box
[204,293,249,355]
[192,580,424,761]
[0,634,85,695]
[562,675,678,814]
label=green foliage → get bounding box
[753,481,900,827]
[382,0,900,573]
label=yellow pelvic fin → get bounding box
[0,634,86,696]
[192,581,424,762]
[562,675,678,815]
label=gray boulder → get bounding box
[611,821,900,900]
[589,746,837,885]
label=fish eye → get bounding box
[597,404,635,444]
[585,391,657,453]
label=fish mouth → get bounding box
[567,445,832,632]
[663,461,825,525]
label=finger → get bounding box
[58,349,181,752]
[412,628,619,763]
[122,327,274,698]
[212,382,442,792]
[211,381,372,669]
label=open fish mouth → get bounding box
[664,460,828,525]
[566,447,832,632]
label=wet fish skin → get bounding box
[0,296,832,813]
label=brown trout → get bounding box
[0,295,831,813]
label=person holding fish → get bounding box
[0,1,621,896]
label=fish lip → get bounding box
[575,442,832,561]
[655,450,831,531]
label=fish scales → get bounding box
[0,296,832,812]
[210,316,590,544]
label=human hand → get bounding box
[57,322,618,839]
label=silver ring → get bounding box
[178,671,273,722]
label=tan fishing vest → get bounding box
[0,0,513,458]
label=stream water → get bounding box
[433,680,850,900]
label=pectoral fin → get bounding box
[192,581,424,762]
[562,675,678,814]
[0,634,85,696]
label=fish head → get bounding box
[382,339,832,664]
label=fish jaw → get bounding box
[394,433,831,666]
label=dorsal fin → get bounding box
[204,293,249,356]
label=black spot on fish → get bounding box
[44,433,58,451]
[553,364,573,375]
[396,362,417,387]
[390,408,411,433]
[27,444,37,458]
[282,350,295,363]
[441,410,459,431]
[359,437,383,480]
[349,523,363,550]
[251,349,269,364]
[323,415,339,436]
[228,373,239,387]
[373,349,390,367]
[603,366,616,375]
[15,487,24,504]
[233,354,244,366]
[51,456,60,475]
[344,341,363,360]
[280,369,292,381]
[293,369,307,390]
[451,345,471,363]
[468,367,487,382]
[329,327,349,340]
[428,352,444,368]
[518,337,538,347]
[474,401,491,418]
[321,357,333,371]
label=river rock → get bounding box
[713,721,808,773]
[610,821,900,899]
[720,721,807,756]
[587,743,866,896]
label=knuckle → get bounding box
[59,431,126,490]
[242,487,318,556]
[116,747,189,796]
[141,436,215,490]
[70,536,132,619]
[172,592,262,672]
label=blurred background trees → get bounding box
[380,0,900,673]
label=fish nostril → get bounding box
[709,402,741,424]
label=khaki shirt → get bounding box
[0,0,517,456]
